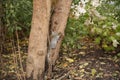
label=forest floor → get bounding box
[0,38,120,80]
[53,38,120,80]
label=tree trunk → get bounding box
[50,0,73,65]
[47,0,73,78]
[26,0,73,79]
[26,0,51,80]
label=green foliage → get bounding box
[63,0,120,52]
[88,4,120,51]
[4,0,32,35]
[63,14,89,49]
[73,0,81,4]
[108,0,120,19]
[85,1,120,51]
[3,0,120,52]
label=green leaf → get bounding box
[102,44,114,51]
[117,53,120,57]
[94,37,101,44]
[16,26,22,30]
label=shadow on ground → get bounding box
[53,42,120,80]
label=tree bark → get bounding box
[51,0,72,65]
[47,0,73,78]
[26,0,73,79]
[26,0,51,80]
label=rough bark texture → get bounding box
[26,0,51,80]
[26,0,73,79]
[51,0,72,64]
[47,0,73,78]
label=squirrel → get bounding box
[47,31,60,59]
[49,31,60,49]
[46,31,61,73]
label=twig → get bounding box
[12,37,21,80]
[56,71,71,80]
[16,29,26,80]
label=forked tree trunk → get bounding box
[50,0,73,65]
[26,0,73,80]
[47,0,73,78]
[26,0,51,80]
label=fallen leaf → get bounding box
[81,46,87,49]
[91,69,97,76]
[80,69,85,72]
[79,65,84,68]
[63,62,68,67]
[65,57,74,63]
[83,63,89,66]
[79,52,86,55]
[100,62,106,64]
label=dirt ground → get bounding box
[52,41,120,80]
[0,38,120,80]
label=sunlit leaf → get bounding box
[91,69,97,76]
[65,57,74,63]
